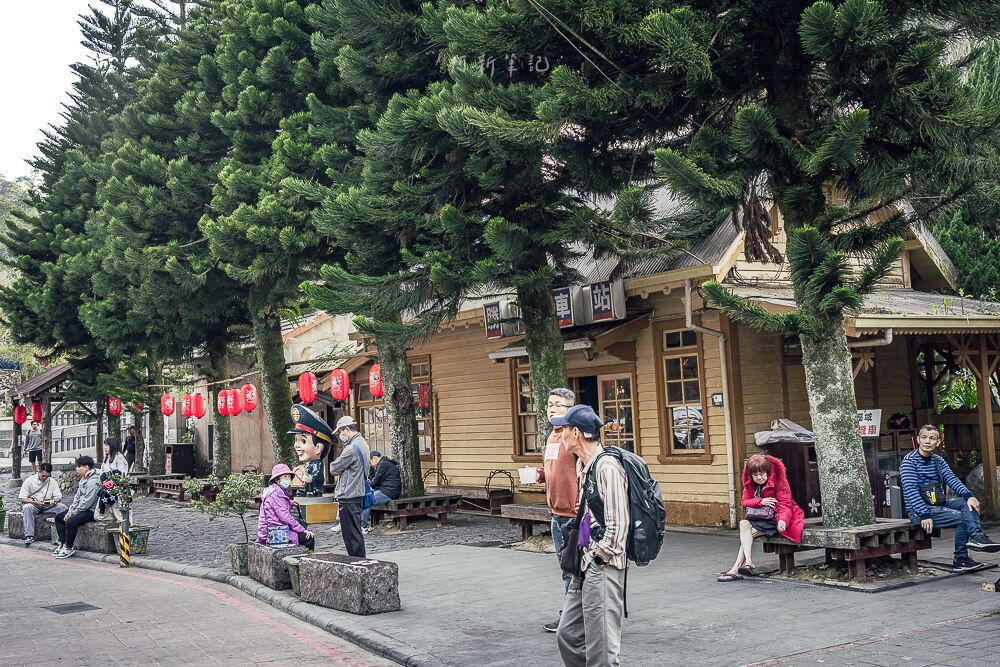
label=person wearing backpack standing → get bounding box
[552,404,629,667]
[535,388,577,633]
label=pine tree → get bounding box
[201,0,340,465]
[641,1,1000,526]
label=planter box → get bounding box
[113,526,152,555]
[230,543,249,575]
[247,541,308,590]
[298,554,400,615]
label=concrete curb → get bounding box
[0,535,446,667]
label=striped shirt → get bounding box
[899,449,973,518]
[577,451,629,570]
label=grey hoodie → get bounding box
[329,432,370,501]
[67,470,101,514]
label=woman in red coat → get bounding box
[718,454,806,581]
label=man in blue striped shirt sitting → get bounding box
[900,425,1000,571]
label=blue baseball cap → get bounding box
[550,404,603,434]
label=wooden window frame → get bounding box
[509,359,640,462]
[654,319,711,464]
[354,357,435,460]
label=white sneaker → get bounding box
[330,524,342,533]
[361,526,371,535]
[52,544,65,556]
[55,547,76,559]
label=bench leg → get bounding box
[903,551,919,573]
[849,559,867,583]
[522,524,533,541]
[440,512,449,526]
[398,516,408,530]
[779,552,795,575]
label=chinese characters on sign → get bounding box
[484,302,503,340]
[857,409,882,437]
[553,287,573,328]
[453,53,551,78]
[591,281,615,322]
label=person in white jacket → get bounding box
[19,462,66,545]
[97,437,130,520]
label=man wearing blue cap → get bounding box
[551,404,629,667]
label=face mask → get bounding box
[339,431,349,443]
[277,479,291,489]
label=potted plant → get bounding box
[103,471,153,554]
[186,472,261,575]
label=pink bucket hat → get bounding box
[269,463,294,483]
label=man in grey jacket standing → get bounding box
[54,456,101,559]
[329,416,370,557]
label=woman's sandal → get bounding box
[717,572,744,582]
[738,565,759,577]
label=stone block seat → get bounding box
[759,517,938,582]
[247,541,309,590]
[500,502,551,540]
[368,494,463,530]
[12,513,121,554]
[298,554,400,615]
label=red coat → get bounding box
[742,455,805,543]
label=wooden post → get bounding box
[40,395,52,464]
[978,335,998,510]
[10,407,22,483]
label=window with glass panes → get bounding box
[356,360,435,458]
[512,359,541,456]
[661,329,705,453]
[598,375,635,452]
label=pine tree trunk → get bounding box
[375,333,424,497]
[251,306,295,466]
[518,284,569,438]
[96,402,105,466]
[10,417,22,483]
[41,395,51,463]
[799,321,876,527]
[149,365,165,475]
[208,341,232,478]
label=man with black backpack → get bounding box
[552,404,629,667]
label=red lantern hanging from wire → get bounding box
[298,371,318,403]
[14,405,26,424]
[193,393,206,419]
[242,384,258,412]
[369,364,383,398]
[330,369,349,402]
[31,402,42,423]
[217,390,230,416]
[181,394,193,418]
[228,388,244,416]
[108,397,122,417]
[161,394,175,417]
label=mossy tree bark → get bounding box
[148,366,166,474]
[799,318,876,527]
[109,412,122,449]
[518,285,569,439]
[207,340,232,478]
[251,303,294,466]
[95,401,105,466]
[375,333,424,497]
[10,418,22,481]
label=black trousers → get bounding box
[55,509,95,548]
[338,499,366,558]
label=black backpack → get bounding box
[587,446,666,566]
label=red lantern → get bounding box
[108,397,122,417]
[181,393,193,418]
[369,364,383,398]
[217,390,230,416]
[31,402,43,423]
[242,383,258,412]
[193,393,206,419]
[228,388,243,416]
[13,405,26,424]
[298,371,318,403]
[330,369,349,402]
[417,383,430,409]
[161,393,175,416]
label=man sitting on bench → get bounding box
[361,450,401,534]
[19,462,66,546]
[900,424,1000,572]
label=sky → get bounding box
[0,2,94,181]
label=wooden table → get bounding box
[500,502,551,540]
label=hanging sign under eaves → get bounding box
[483,279,625,340]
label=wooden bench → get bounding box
[501,502,551,540]
[368,494,463,530]
[759,518,937,583]
[426,485,514,515]
[152,477,187,501]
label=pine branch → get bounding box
[852,237,906,295]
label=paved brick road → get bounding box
[0,546,394,666]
